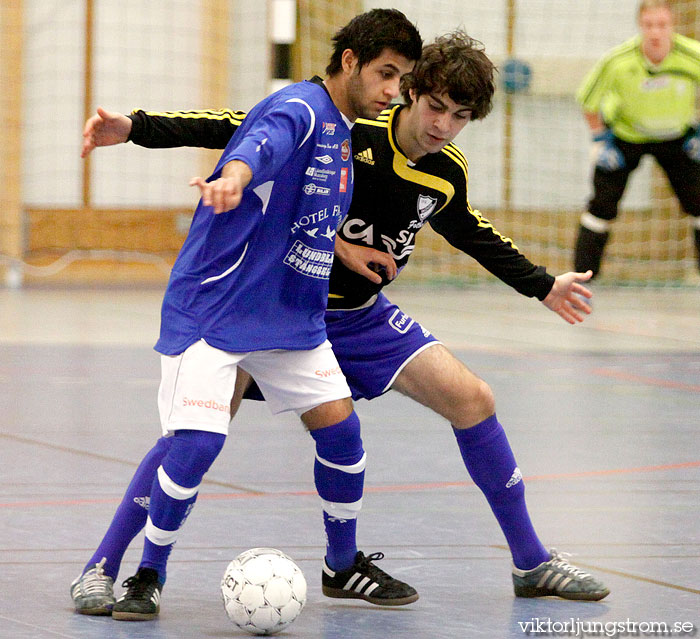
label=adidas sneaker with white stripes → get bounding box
[322,551,419,606]
[512,549,610,601]
[112,567,163,620]
[70,557,115,615]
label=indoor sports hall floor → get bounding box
[1,282,698,639]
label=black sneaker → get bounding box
[512,549,610,601]
[322,551,419,606]
[112,568,162,621]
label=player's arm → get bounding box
[81,106,243,157]
[191,102,313,213]
[333,235,397,285]
[583,111,605,135]
[128,108,244,149]
[429,206,591,322]
[576,56,624,170]
[190,160,252,214]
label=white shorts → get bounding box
[158,339,351,436]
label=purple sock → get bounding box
[310,411,365,571]
[140,430,225,583]
[453,415,549,570]
[84,437,172,581]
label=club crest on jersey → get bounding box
[417,194,437,220]
[322,122,336,135]
[341,139,351,161]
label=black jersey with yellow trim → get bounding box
[126,102,554,309]
[128,108,245,149]
[328,104,553,309]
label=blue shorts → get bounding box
[325,293,440,400]
[244,293,440,402]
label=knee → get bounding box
[162,429,226,487]
[452,378,495,427]
[473,379,496,418]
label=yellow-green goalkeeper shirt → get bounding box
[576,33,700,143]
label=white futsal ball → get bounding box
[221,548,307,635]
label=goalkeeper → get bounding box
[78,31,609,610]
[574,0,700,278]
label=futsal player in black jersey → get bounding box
[80,31,609,603]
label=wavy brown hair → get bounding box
[401,30,496,121]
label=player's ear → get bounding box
[341,49,359,75]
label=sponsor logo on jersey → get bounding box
[340,167,349,193]
[343,218,373,244]
[315,365,342,378]
[417,194,437,220]
[322,122,336,135]
[182,397,230,412]
[642,76,670,91]
[388,309,415,334]
[283,240,333,279]
[317,142,339,150]
[341,139,351,161]
[506,467,523,488]
[304,183,331,196]
[306,167,336,183]
[354,147,375,165]
[290,208,331,235]
[381,230,415,260]
[316,154,334,164]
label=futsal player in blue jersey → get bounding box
[70,9,421,621]
[77,31,610,612]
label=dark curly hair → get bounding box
[326,9,422,76]
[400,31,496,121]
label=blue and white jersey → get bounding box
[156,80,354,355]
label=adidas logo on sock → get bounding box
[505,467,523,488]
[354,147,375,165]
[133,496,150,510]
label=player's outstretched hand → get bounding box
[81,107,132,158]
[190,160,252,214]
[334,235,397,285]
[542,270,593,324]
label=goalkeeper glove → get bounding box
[592,129,625,171]
[683,127,700,162]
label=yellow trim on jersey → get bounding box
[356,117,387,128]
[384,109,455,213]
[137,109,247,123]
[441,144,468,178]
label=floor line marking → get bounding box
[1,461,697,509]
[0,614,78,638]
[573,562,700,596]
[591,368,700,392]
[0,432,262,494]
